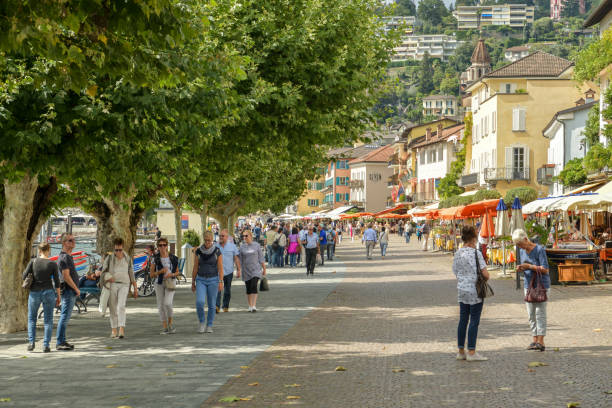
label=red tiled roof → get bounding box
[349,144,395,164]
[506,46,529,52]
[485,51,573,78]
[410,124,465,149]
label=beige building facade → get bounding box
[349,145,395,213]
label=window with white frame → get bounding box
[438,146,444,162]
[512,107,526,131]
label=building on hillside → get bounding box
[584,0,612,147]
[296,167,326,215]
[382,16,416,34]
[422,94,459,118]
[551,0,587,20]
[461,51,597,197]
[410,123,466,202]
[541,94,597,196]
[387,118,460,207]
[348,145,395,213]
[320,139,395,210]
[392,34,463,62]
[460,39,492,111]
[504,45,530,62]
[455,4,535,30]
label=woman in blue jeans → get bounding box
[192,231,224,333]
[452,226,490,361]
[24,243,61,352]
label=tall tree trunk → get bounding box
[89,193,140,257]
[0,175,57,333]
[173,204,182,248]
[198,210,208,242]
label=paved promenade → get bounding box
[204,237,612,408]
[1,236,611,407]
[0,255,345,407]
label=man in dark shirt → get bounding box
[56,233,80,351]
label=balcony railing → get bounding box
[321,184,332,193]
[459,173,478,187]
[537,165,555,185]
[349,179,364,188]
[319,201,333,209]
[349,200,364,207]
[484,167,530,182]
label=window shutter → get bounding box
[512,108,519,131]
[505,147,513,172]
[519,108,526,131]
[524,146,530,176]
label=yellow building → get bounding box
[462,51,595,196]
[296,168,326,215]
[389,118,459,205]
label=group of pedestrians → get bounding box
[452,226,550,361]
[24,227,268,352]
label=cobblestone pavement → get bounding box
[203,236,612,408]
[0,256,344,408]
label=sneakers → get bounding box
[215,306,220,313]
[160,327,169,335]
[252,307,257,313]
[248,306,253,313]
[56,342,74,351]
[223,308,229,312]
[27,343,34,352]
[527,342,538,350]
[535,343,546,352]
[168,324,176,334]
[456,352,466,360]
[198,323,206,333]
[466,352,488,361]
[43,346,51,353]
[205,326,213,333]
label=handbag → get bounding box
[474,248,494,299]
[22,259,35,290]
[163,278,176,291]
[260,276,269,291]
[524,271,547,303]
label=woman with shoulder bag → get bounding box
[452,226,490,361]
[24,243,61,353]
[512,229,550,352]
[150,237,179,335]
[100,238,138,339]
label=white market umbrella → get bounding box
[509,197,525,233]
[495,199,510,237]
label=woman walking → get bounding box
[452,226,490,361]
[101,238,138,338]
[239,230,266,312]
[379,227,389,258]
[192,231,223,333]
[287,227,300,267]
[24,243,61,352]
[151,237,179,334]
[513,229,550,352]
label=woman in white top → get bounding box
[452,226,490,361]
[101,238,137,338]
[150,237,180,334]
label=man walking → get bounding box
[319,224,328,266]
[264,225,279,267]
[56,233,80,351]
[326,226,336,261]
[298,224,307,266]
[216,229,241,313]
[362,223,378,260]
[303,225,319,276]
[422,221,431,251]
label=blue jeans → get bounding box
[216,273,233,309]
[266,245,275,267]
[28,289,56,347]
[289,253,297,267]
[405,232,411,243]
[277,246,285,267]
[458,301,484,350]
[380,243,388,256]
[326,244,334,260]
[56,289,76,346]
[196,276,219,326]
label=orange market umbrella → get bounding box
[479,211,495,238]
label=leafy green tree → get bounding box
[557,158,588,186]
[394,0,417,15]
[504,187,538,205]
[418,52,435,94]
[439,73,460,96]
[583,104,601,147]
[437,112,471,199]
[417,0,450,27]
[561,0,581,18]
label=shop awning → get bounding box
[595,180,612,194]
[563,181,607,195]
[325,205,357,217]
[439,206,464,220]
[339,212,373,219]
[546,192,612,212]
[372,203,409,217]
[522,196,564,214]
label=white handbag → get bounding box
[98,285,110,316]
